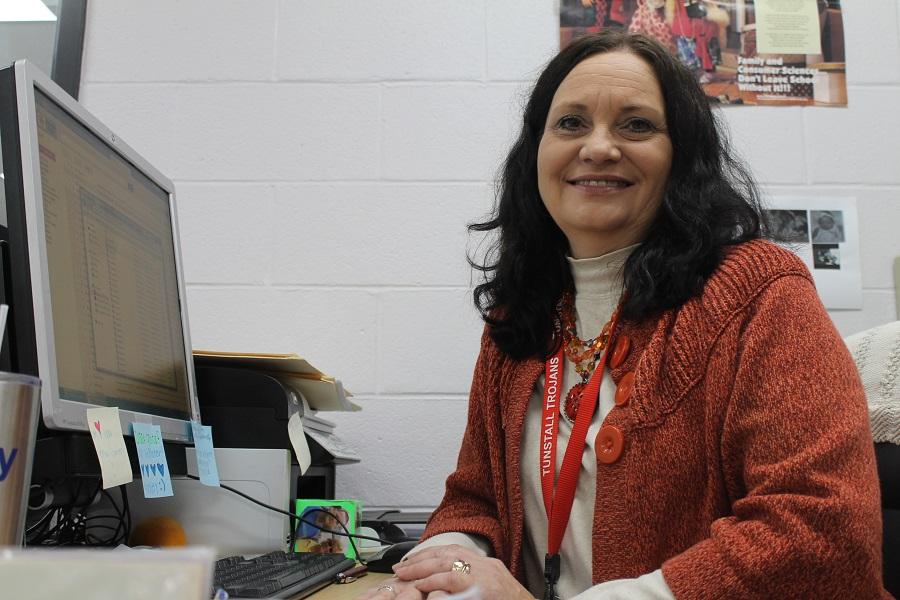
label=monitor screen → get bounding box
[0,60,199,442]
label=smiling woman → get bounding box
[356,31,888,600]
[537,51,673,259]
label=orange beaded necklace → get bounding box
[557,293,617,424]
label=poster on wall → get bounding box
[763,197,861,309]
[559,0,847,107]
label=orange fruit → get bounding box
[129,516,188,547]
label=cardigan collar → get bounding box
[507,240,815,433]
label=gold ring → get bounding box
[450,559,471,574]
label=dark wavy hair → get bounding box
[470,31,764,360]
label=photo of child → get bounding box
[293,500,358,558]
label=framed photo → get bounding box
[293,499,360,559]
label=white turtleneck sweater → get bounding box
[415,246,674,599]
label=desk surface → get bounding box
[305,572,393,600]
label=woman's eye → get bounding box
[622,118,656,134]
[554,115,584,131]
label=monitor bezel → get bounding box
[6,59,200,442]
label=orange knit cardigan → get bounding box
[423,240,888,599]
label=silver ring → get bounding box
[376,584,396,594]
[450,559,471,574]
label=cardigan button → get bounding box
[596,425,624,464]
[614,371,635,407]
[609,335,631,369]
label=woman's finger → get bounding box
[355,577,420,600]
[394,587,424,600]
[414,572,472,595]
[400,544,478,568]
[392,556,456,581]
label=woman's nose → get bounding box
[578,127,622,163]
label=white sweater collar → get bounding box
[565,244,637,338]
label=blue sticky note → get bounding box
[131,422,173,498]
[191,421,220,487]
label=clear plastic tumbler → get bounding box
[0,372,41,546]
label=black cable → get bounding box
[44,477,88,546]
[100,487,126,545]
[101,488,124,519]
[183,474,404,558]
[88,483,131,546]
[25,508,54,535]
[70,509,87,545]
[83,514,123,546]
[28,509,57,545]
[42,509,70,544]
[24,507,55,545]
[29,476,128,547]
[288,503,295,551]
[84,524,121,534]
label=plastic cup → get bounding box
[0,372,41,546]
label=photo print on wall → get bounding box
[763,197,861,309]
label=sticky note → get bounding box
[132,422,173,498]
[86,407,133,489]
[190,421,220,487]
[287,412,311,476]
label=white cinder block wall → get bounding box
[78,1,900,510]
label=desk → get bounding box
[306,572,393,600]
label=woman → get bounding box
[361,32,886,599]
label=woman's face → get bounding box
[537,50,673,258]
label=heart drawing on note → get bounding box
[93,421,101,433]
[150,464,157,476]
[156,463,165,477]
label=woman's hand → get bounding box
[353,576,424,600]
[392,544,534,600]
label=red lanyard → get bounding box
[539,310,620,597]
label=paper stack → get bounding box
[299,403,361,465]
[192,350,360,412]
[192,350,362,465]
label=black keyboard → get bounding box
[212,550,356,599]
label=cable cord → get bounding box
[183,474,406,563]
[24,477,130,547]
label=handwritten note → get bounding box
[132,422,173,498]
[190,421,220,487]
[86,407,133,489]
[287,412,311,475]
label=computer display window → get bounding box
[34,90,191,419]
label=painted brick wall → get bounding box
[78,0,900,509]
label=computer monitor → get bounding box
[0,60,200,443]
